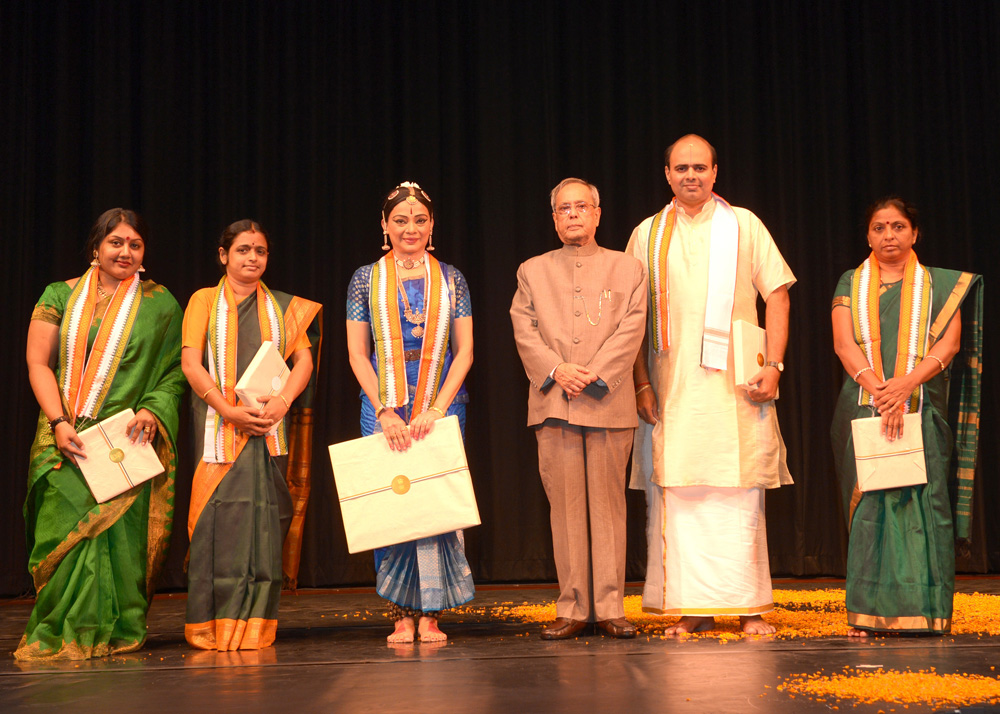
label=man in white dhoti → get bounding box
[626,134,794,635]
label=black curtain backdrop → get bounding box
[2,1,998,596]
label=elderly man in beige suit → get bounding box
[511,178,647,639]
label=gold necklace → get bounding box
[96,282,110,300]
[396,271,427,338]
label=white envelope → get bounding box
[329,415,481,554]
[235,340,289,408]
[851,412,926,492]
[732,319,777,397]
[77,409,165,503]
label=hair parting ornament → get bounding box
[381,181,433,221]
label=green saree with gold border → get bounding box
[831,267,983,633]
[16,280,185,661]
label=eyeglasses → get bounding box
[555,202,596,216]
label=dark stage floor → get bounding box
[2,580,1000,713]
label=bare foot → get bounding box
[847,627,870,638]
[740,615,776,635]
[387,617,415,643]
[665,616,715,635]
[418,616,447,642]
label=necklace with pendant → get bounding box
[396,270,427,338]
[394,253,426,270]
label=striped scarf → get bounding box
[369,253,451,417]
[851,250,932,413]
[60,267,142,420]
[203,277,287,463]
[647,193,739,369]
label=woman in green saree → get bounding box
[182,220,321,651]
[831,197,983,636]
[18,208,185,661]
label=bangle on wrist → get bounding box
[376,405,389,419]
[429,406,446,418]
[635,384,651,396]
[278,394,289,409]
[926,354,946,372]
[202,385,219,401]
[853,366,874,382]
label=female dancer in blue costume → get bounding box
[346,182,475,643]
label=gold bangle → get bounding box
[429,406,446,418]
[202,386,219,400]
[376,405,389,419]
[852,366,873,382]
[926,354,946,372]
[278,394,289,409]
[635,384,651,396]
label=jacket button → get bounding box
[574,286,581,292]
[576,261,582,267]
[573,337,580,344]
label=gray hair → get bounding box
[549,178,600,212]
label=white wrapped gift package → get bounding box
[329,415,480,554]
[235,340,289,408]
[77,408,165,503]
[851,412,926,492]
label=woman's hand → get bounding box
[256,394,289,430]
[872,375,919,414]
[880,407,905,442]
[222,403,273,436]
[409,408,443,441]
[54,421,86,467]
[126,408,158,445]
[378,408,412,451]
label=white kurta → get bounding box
[626,200,795,490]
[626,199,795,615]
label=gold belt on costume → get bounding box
[404,349,421,362]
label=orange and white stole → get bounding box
[369,253,451,417]
[60,266,142,420]
[203,277,287,463]
[647,193,739,369]
[851,251,932,413]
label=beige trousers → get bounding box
[535,420,633,622]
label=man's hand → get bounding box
[747,366,780,402]
[554,362,598,400]
[636,387,658,425]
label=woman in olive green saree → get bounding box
[17,209,185,661]
[831,197,983,636]
[182,220,321,651]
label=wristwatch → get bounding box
[766,361,784,372]
[48,415,70,432]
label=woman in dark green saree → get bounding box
[181,220,321,651]
[18,209,185,660]
[831,197,983,636]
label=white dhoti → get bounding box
[626,202,794,618]
[642,483,773,616]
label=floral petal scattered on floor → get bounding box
[482,589,1000,640]
[778,667,1000,707]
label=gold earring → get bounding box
[427,232,435,251]
[138,265,146,273]
[90,251,99,267]
[382,232,390,251]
